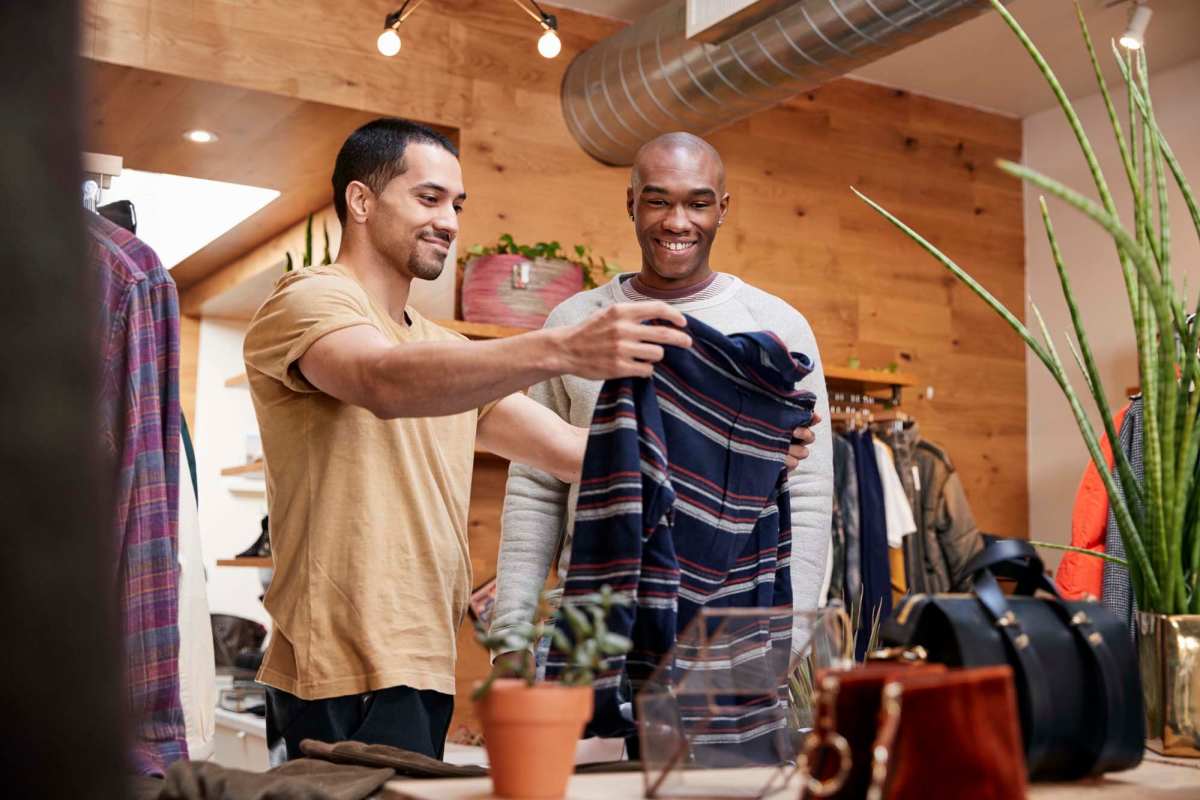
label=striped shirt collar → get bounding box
[612,271,740,308]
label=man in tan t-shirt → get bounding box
[242,118,697,761]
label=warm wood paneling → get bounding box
[87,0,1026,732]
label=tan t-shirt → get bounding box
[243,264,483,700]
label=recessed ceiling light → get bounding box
[183,129,218,144]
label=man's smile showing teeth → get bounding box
[656,239,696,252]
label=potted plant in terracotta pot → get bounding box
[473,586,631,799]
[460,234,622,328]
[855,0,1200,756]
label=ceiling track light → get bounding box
[1119,1,1153,51]
[375,0,560,58]
[376,0,426,56]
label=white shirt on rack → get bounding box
[873,439,917,548]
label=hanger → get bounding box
[81,151,122,212]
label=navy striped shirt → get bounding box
[546,315,817,741]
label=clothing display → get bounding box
[846,430,892,659]
[823,422,982,655]
[873,438,917,548]
[243,264,498,701]
[491,273,833,660]
[833,437,862,609]
[546,315,816,738]
[1056,404,1131,601]
[877,422,985,594]
[177,428,217,762]
[1102,397,1143,637]
[88,212,187,775]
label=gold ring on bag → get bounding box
[796,674,852,798]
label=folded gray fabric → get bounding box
[156,758,393,800]
[300,740,487,779]
[300,738,642,780]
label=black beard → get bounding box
[408,250,446,281]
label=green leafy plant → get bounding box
[464,234,624,290]
[284,213,333,272]
[473,586,632,700]
[854,0,1200,613]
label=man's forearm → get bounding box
[365,329,566,418]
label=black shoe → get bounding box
[236,515,270,558]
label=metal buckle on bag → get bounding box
[866,645,928,663]
[797,675,853,798]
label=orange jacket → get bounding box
[1055,405,1129,600]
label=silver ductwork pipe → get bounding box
[561,0,999,165]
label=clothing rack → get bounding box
[828,387,913,432]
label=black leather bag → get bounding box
[880,539,1144,781]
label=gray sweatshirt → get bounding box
[489,274,834,649]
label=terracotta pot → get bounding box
[461,255,584,328]
[476,679,593,798]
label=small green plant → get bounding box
[463,234,624,290]
[473,586,632,700]
[284,213,333,272]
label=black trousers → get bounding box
[265,684,454,762]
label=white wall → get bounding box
[195,318,271,627]
[1023,58,1200,568]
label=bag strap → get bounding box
[972,561,1054,771]
[1040,599,1126,775]
[967,538,1061,597]
[866,681,903,800]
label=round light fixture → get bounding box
[183,129,218,144]
[377,27,402,57]
[537,27,561,59]
[1120,3,1153,50]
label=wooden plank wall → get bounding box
[85,0,1026,731]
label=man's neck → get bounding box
[632,265,716,299]
[335,240,412,325]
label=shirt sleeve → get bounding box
[243,272,380,394]
[776,316,834,617]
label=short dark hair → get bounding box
[331,118,459,225]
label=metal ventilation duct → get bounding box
[561,0,1000,165]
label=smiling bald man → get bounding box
[490,132,834,695]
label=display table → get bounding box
[381,756,1199,799]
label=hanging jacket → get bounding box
[1055,405,1129,601]
[848,430,891,659]
[88,213,186,774]
[824,435,856,605]
[547,315,817,739]
[877,423,983,593]
[1102,398,1141,637]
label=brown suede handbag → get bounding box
[801,664,1026,800]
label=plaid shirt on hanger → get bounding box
[88,213,186,774]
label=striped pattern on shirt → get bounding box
[547,315,816,749]
[618,272,735,305]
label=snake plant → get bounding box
[855,0,1200,614]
